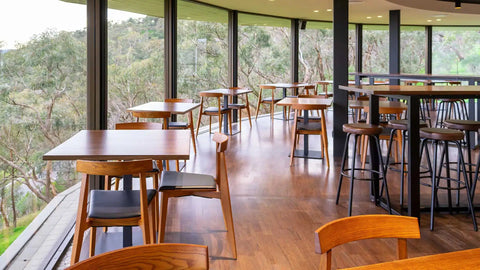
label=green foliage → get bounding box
[0,212,38,255]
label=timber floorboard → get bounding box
[63,110,480,269]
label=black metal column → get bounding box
[291,19,300,83]
[87,0,107,131]
[165,0,177,99]
[425,26,432,74]
[355,24,363,74]
[229,11,239,121]
[389,10,400,85]
[333,0,349,158]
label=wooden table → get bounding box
[261,83,314,120]
[127,101,200,121]
[338,84,480,218]
[43,129,191,246]
[199,88,252,134]
[341,248,480,269]
[277,97,332,160]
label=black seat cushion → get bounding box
[88,189,157,219]
[228,103,246,108]
[204,107,231,113]
[297,122,322,131]
[159,171,216,191]
[168,121,188,128]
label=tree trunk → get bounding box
[10,150,17,227]
[0,187,10,229]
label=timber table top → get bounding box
[200,88,252,96]
[341,248,480,270]
[277,97,332,109]
[43,130,191,161]
[127,102,200,114]
[261,82,314,89]
[340,85,480,96]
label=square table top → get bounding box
[43,130,191,161]
[277,97,333,108]
[127,102,200,114]
[200,88,252,96]
[339,84,480,96]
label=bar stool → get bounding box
[384,119,431,209]
[419,127,477,231]
[443,119,480,187]
[336,123,391,216]
[434,99,468,128]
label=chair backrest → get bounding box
[315,215,420,270]
[77,159,153,176]
[199,91,223,98]
[66,243,209,270]
[165,98,194,103]
[131,111,171,128]
[298,94,327,99]
[115,122,165,130]
[260,85,276,90]
[213,133,228,187]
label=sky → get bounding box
[0,0,144,49]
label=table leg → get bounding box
[123,174,133,247]
[303,109,309,156]
[407,97,421,218]
[369,96,380,202]
[223,95,229,134]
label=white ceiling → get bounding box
[196,0,480,26]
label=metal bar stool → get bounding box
[336,123,391,216]
[419,127,477,231]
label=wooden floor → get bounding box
[64,110,480,269]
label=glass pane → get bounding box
[401,26,425,74]
[433,27,480,75]
[363,25,389,73]
[0,0,86,253]
[238,13,291,117]
[108,1,165,128]
[299,22,334,82]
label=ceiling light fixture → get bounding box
[455,0,461,9]
[366,16,372,19]
[377,15,383,18]
[326,9,332,12]
[313,10,319,13]
[427,19,432,22]
[436,18,442,21]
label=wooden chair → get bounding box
[316,81,333,98]
[71,160,157,264]
[227,87,252,131]
[255,85,281,120]
[67,243,209,270]
[196,92,232,137]
[315,215,421,270]
[131,111,177,170]
[289,102,330,167]
[158,133,237,259]
[165,98,197,154]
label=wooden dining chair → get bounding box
[158,133,237,259]
[196,92,232,137]
[315,215,421,270]
[67,243,209,270]
[164,98,197,154]
[255,85,280,120]
[71,160,157,265]
[289,102,329,167]
[227,87,252,131]
[316,81,333,98]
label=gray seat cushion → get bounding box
[88,189,157,219]
[168,121,188,128]
[159,171,216,191]
[204,107,231,113]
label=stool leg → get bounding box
[455,141,478,231]
[472,149,480,200]
[348,135,359,216]
[430,140,439,231]
[336,133,352,205]
[443,141,453,213]
[400,130,407,209]
[375,136,391,214]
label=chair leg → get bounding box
[220,188,237,258]
[320,109,330,168]
[270,101,274,120]
[246,102,252,127]
[89,227,96,257]
[229,111,233,135]
[190,124,197,154]
[195,113,203,138]
[148,200,156,243]
[238,109,242,131]
[158,192,169,243]
[290,110,298,166]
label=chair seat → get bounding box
[168,121,189,128]
[343,123,383,135]
[88,190,157,219]
[228,103,246,108]
[420,127,464,141]
[159,171,216,190]
[261,97,282,103]
[388,119,428,130]
[204,107,231,113]
[298,122,322,131]
[444,119,480,131]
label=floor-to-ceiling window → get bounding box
[401,26,426,74]
[433,26,480,75]
[0,0,86,253]
[107,1,165,127]
[299,21,333,82]
[363,25,389,73]
[238,14,290,116]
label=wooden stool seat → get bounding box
[444,119,480,131]
[388,119,428,130]
[342,123,383,135]
[420,127,464,141]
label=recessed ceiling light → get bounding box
[432,14,447,18]
[326,9,332,12]
[313,10,319,13]
[427,19,432,22]
[366,16,372,19]
[268,0,275,2]
[377,15,383,18]
[436,18,442,21]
